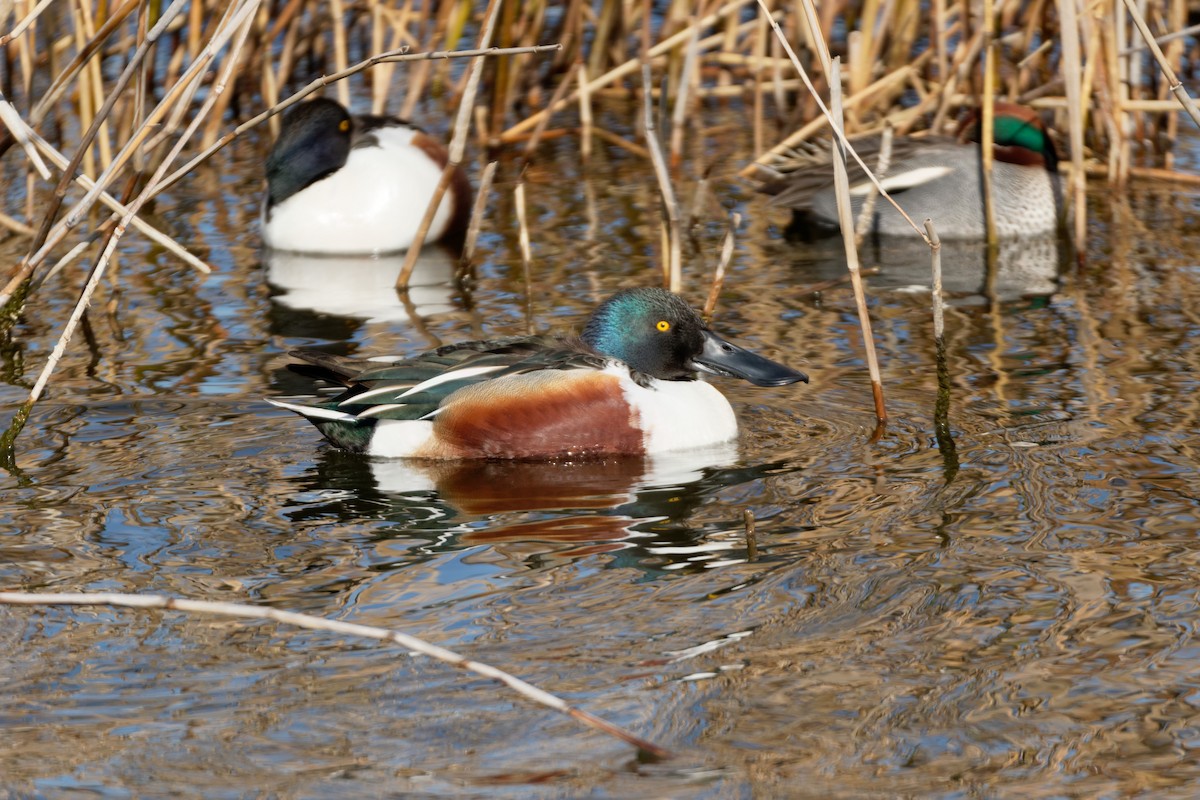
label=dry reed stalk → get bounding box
[1058,0,1088,256]
[514,179,535,335]
[328,0,351,108]
[0,91,50,179]
[703,211,740,318]
[460,159,497,266]
[0,590,671,760]
[668,20,700,167]
[751,7,768,157]
[0,1,197,307]
[0,210,33,237]
[0,123,211,301]
[2,0,258,452]
[754,0,928,244]
[981,0,998,246]
[589,126,651,159]
[853,125,892,247]
[738,62,918,176]
[521,62,578,163]
[21,0,245,287]
[925,219,945,341]
[0,0,51,47]
[578,60,592,160]
[396,0,504,290]
[828,57,887,424]
[1122,0,1200,128]
[926,217,957,480]
[157,44,560,203]
[501,0,755,143]
[641,62,682,293]
[77,0,112,171]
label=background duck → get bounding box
[758,103,1062,240]
[262,98,471,254]
[268,287,808,459]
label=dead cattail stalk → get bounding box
[829,57,888,425]
[0,591,671,760]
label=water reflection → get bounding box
[777,231,1065,302]
[274,442,800,568]
[264,246,458,323]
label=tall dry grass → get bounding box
[0,0,1194,452]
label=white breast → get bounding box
[606,364,739,454]
[263,125,454,255]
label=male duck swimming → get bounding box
[268,288,808,459]
[262,97,471,254]
[759,102,1062,240]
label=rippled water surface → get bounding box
[4,97,1200,798]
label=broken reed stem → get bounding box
[397,0,505,290]
[0,591,670,760]
[641,62,682,293]
[703,211,740,318]
[829,57,887,425]
[1121,0,1200,129]
[926,219,945,343]
[461,160,498,266]
[925,218,958,481]
[743,509,758,560]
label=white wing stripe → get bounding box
[852,166,953,196]
[267,398,356,422]
[395,365,507,399]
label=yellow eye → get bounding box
[656,320,670,332]
[339,119,350,132]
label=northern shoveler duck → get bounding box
[262,98,471,254]
[268,288,808,459]
[758,102,1062,240]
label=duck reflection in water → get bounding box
[264,246,457,325]
[283,441,786,564]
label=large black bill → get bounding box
[691,330,809,387]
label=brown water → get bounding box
[4,101,1200,798]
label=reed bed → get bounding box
[0,0,1195,451]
